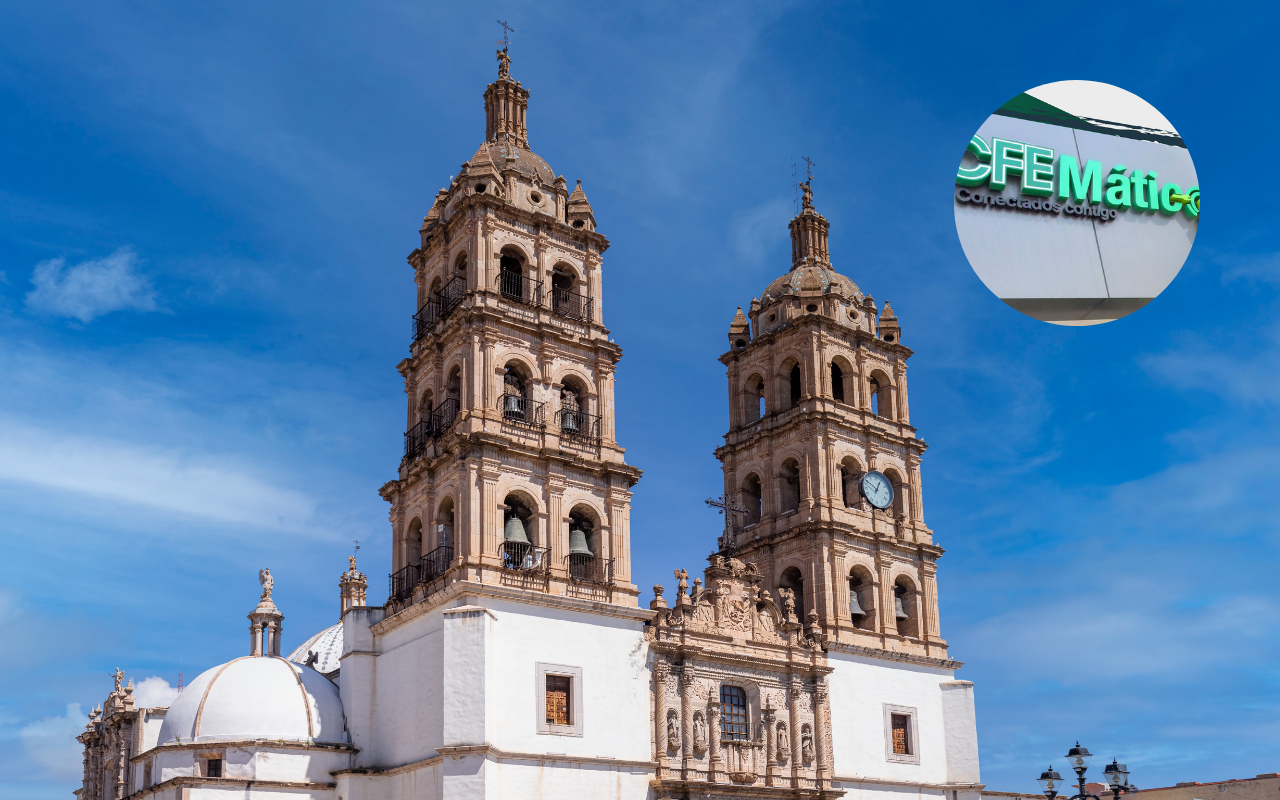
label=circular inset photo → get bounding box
[954,80,1199,325]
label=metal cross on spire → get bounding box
[496,19,515,49]
[802,156,816,182]
[706,494,749,551]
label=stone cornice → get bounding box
[715,402,924,455]
[332,745,656,779]
[130,737,356,764]
[718,313,914,366]
[372,577,654,637]
[833,777,985,791]
[825,640,963,670]
[126,776,336,797]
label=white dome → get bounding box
[287,621,343,675]
[157,656,346,744]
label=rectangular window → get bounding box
[883,704,920,764]
[207,758,222,777]
[720,685,749,741]
[535,662,583,737]
[891,714,910,754]
[143,762,152,787]
[546,675,571,726]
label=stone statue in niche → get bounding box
[801,724,815,763]
[776,722,790,763]
[692,711,707,753]
[666,710,680,752]
[779,587,796,622]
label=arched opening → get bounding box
[789,364,802,406]
[567,505,602,582]
[454,251,467,276]
[884,468,908,520]
[418,389,434,424]
[838,456,862,508]
[500,247,527,302]
[741,474,762,526]
[425,497,454,579]
[501,493,539,569]
[435,366,460,429]
[848,566,875,630]
[779,566,805,622]
[869,372,893,419]
[894,577,919,638]
[502,363,529,421]
[406,518,423,567]
[559,378,588,438]
[551,264,589,320]
[744,376,765,422]
[779,458,800,514]
[436,497,455,549]
[869,377,880,416]
[831,363,845,402]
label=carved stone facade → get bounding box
[714,182,946,660]
[75,670,164,800]
[379,45,642,614]
[649,556,840,799]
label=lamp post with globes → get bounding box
[1038,743,1136,800]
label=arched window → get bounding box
[720,685,749,741]
[869,372,893,419]
[848,567,874,630]
[406,518,423,567]
[884,468,907,519]
[744,377,765,422]
[454,251,467,275]
[779,459,800,514]
[741,474,762,525]
[838,457,862,508]
[503,364,528,420]
[560,380,585,436]
[435,497,455,551]
[780,566,805,622]
[567,505,599,581]
[789,364,802,406]
[501,493,537,569]
[500,249,526,301]
[894,578,918,638]
[869,377,880,415]
[831,363,845,402]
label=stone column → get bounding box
[653,661,670,763]
[763,705,776,787]
[907,454,924,523]
[708,694,722,783]
[922,562,941,641]
[249,622,263,656]
[679,664,694,772]
[813,682,830,788]
[894,360,910,424]
[787,676,802,788]
[878,562,895,638]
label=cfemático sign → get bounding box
[952,81,1199,325]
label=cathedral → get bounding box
[75,47,982,800]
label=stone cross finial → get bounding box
[259,568,273,601]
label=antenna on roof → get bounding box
[792,159,798,213]
[177,658,183,694]
[353,539,361,557]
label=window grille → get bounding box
[207,758,223,778]
[720,685,749,741]
[546,675,572,726]
[891,713,911,755]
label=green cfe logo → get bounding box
[957,134,1199,218]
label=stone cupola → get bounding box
[788,179,831,269]
[247,568,284,657]
[484,47,530,148]
[340,555,368,618]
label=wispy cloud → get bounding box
[25,247,157,323]
[731,197,793,266]
[1217,251,1280,286]
[132,677,179,709]
[19,703,87,781]
[0,418,316,530]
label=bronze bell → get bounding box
[503,511,530,545]
[568,525,593,556]
[849,590,866,618]
[894,589,909,621]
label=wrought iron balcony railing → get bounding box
[567,554,614,584]
[387,545,454,604]
[500,271,543,307]
[501,541,549,572]
[551,287,593,322]
[403,397,461,460]
[558,408,601,444]
[412,276,467,343]
[500,393,545,429]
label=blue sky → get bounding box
[1,1,1276,796]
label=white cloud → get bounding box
[25,247,157,323]
[0,417,316,530]
[20,703,87,781]
[132,676,179,709]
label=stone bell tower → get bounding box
[714,181,947,659]
[379,45,642,612]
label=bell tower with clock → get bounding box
[714,181,948,660]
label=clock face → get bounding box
[860,471,894,510]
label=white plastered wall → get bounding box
[828,652,979,786]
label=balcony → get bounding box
[412,277,467,343]
[550,287,593,322]
[500,270,543,307]
[501,541,549,572]
[500,393,545,430]
[403,397,460,460]
[567,554,614,584]
[558,408,601,444]
[386,545,454,604]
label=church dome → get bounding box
[762,264,862,302]
[157,656,346,744]
[288,621,343,675]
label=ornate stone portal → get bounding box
[649,555,841,799]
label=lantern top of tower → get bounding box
[759,182,862,304]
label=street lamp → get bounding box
[1038,744,1136,800]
